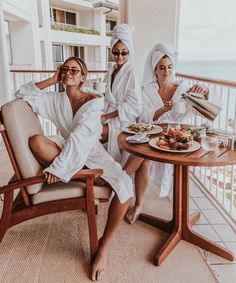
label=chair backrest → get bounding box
[1,99,44,194]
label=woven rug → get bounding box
[0,149,217,283]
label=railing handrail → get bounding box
[10,69,107,74]
[176,72,236,88]
[10,69,236,88]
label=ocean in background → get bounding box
[176,60,236,82]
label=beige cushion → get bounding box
[1,99,44,194]
[32,181,111,205]
[2,99,111,203]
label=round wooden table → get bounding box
[118,132,235,266]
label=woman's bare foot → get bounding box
[125,205,142,224]
[91,239,108,281]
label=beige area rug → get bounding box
[0,149,217,283]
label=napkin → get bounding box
[126,133,148,143]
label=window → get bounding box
[52,9,76,25]
[106,19,116,32]
[65,12,76,25]
[52,44,64,66]
[106,47,113,68]
[40,41,46,68]
[68,46,85,60]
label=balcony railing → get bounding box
[9,69,236,228]
[51,22,100,35]
[176,72,236,228]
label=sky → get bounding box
[178,0,236,60]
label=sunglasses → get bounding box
[112,51,129,57]
[60,66,81,75]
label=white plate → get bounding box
[122,123,163,135]
[149,138,201,153]
[126,136,150,144]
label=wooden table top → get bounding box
[118,132,236,167]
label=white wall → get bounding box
[79,11,94,29]
[4,0,42,68]
[4,0,33,13]
[0,1,11,105]
[121,0,180,81]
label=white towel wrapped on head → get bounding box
[142,43,178,89]
[111,23,135,65]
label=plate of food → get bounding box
[149,128,201,153]
[186,126,206,140]
[122,123,163,135]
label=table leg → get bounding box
[138,214,173,233]
[189,211,201,227]
[138,164,235,265]
[153,165,183,265]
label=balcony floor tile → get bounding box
[210,263,236,283]
[224,242,236,253]
[192,224,221,242]
[193,197,216,210]
[202,209,227,225]
[189,198,198,209]
[212,224,236,242]
[190,183,205,197]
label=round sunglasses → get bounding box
[60,66,82,75]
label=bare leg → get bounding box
[30,134,129,281]
[123,156,151,224]
[123,155,145,175]
[29,134,61,166]
[91,195,129,281]
[100,124,109,144]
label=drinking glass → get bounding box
[201,136,218,151]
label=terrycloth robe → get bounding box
[103,62,142,163]
[15,81,133,203]
[140,80,221,197]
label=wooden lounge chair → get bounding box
[0,99,111,263]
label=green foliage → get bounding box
[51,24,100,35]
[228,118,234,129]
[106,31,113,37]
[226,192,236,208]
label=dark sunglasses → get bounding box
[60,66,81,75]
[112,51,129,57]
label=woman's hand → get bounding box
[44,172,60,184]
[163,100,173,112]
[35,66,62,90]
[51,65,62,84]
[187,84,209,99]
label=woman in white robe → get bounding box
[125,43,221,224]
[15,57,133,281]
[101,24,142,164]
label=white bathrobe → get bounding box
[104,62,142,163]
[15,81,133,203]
[140,80,221,197]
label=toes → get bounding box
[129,217,135,225]
[125,211,132,223]
[91,269,97,281]
[126,207,141,224]
[97,269,104,281]
[91,268,104,281]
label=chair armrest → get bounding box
[0,169,104,194]
[73,169,103,180]
[0,175,46,194]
